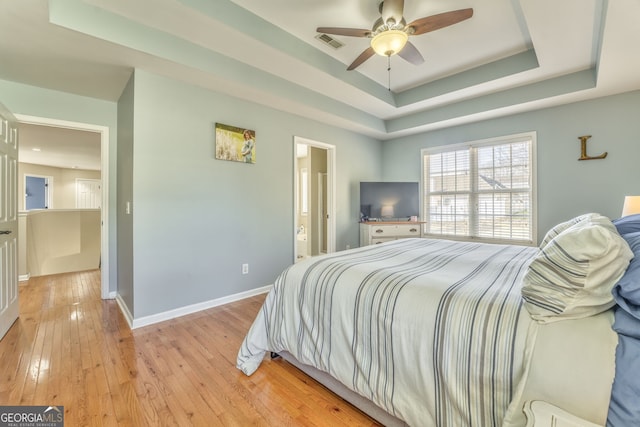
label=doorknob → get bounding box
[0,230,12,235]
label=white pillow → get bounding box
[538,213,615,248]
[522,214,632,323]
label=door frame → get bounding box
[293,136,335,261]
[15,114,111,300]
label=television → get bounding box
[360,181,420,221]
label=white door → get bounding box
[0,103,19,340]
[76,178,101,208]
[317,172,327,254]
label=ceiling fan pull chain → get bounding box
[387,55,391,91]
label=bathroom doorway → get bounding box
[293,137,335,262]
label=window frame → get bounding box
[420,131,538,246]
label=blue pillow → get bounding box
[612,231,640,319]
[613,214,640,236]
[607,309,640,426]
[608,232,640,426]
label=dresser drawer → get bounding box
[368,225,397,237]
[360,222,423,246]
[394,224,421,237]
[368,224,421,237]
[371,237,395,245]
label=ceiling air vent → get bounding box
[316,33,344,49]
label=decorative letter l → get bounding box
[578,135,607,161]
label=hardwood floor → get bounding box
[0,270,381,426]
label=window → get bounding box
[421,132,536,245]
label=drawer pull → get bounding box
[410,228,417,233]
[375,229,384,233]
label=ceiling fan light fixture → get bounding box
[370,29,408,56]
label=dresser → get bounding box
[359,221,423,246]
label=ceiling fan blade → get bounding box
[316,27,371,37]
[398,41,424,65]
[407,8,473,36]
[347,47,375,70]
[381,0,405,26]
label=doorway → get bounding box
[15,114,110,299]
[293,137,335,262]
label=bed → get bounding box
[237,213,638,426]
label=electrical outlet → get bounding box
[242,263,249,275]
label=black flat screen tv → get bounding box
[360,181,419,221]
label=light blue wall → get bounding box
[382,90,640,241]
[130,70,381,318]
[14,70,638,320]
[0,79,119,293]
[0,73,382,319]
[116,74,135,312]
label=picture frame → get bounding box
[214,123,256,164]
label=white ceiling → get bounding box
[18,123,101,171]
[1,0,640,168]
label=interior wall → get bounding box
[7,73,638,321]
[116,73,135,315]
[26,209,101,277]
[131,69,381,319]
[18,163,100,210]
[381,90,640,242]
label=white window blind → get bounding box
[422,132,536,244]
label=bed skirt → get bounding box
[276,351,408,427]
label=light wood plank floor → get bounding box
[0,270,381,426]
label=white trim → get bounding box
[14,114,111,299]
[115,293,134,329]
[18,273,30,282]
[129,285,273,329]
[293,136,336,261]
[422,131,538,154]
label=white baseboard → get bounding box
[115,294,134,329]
[114,285,272,330]
[19,274,30,282]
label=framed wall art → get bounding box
[214,123,256,164]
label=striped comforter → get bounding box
[237,238,540,426]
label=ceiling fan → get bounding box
[317,0,473,70]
